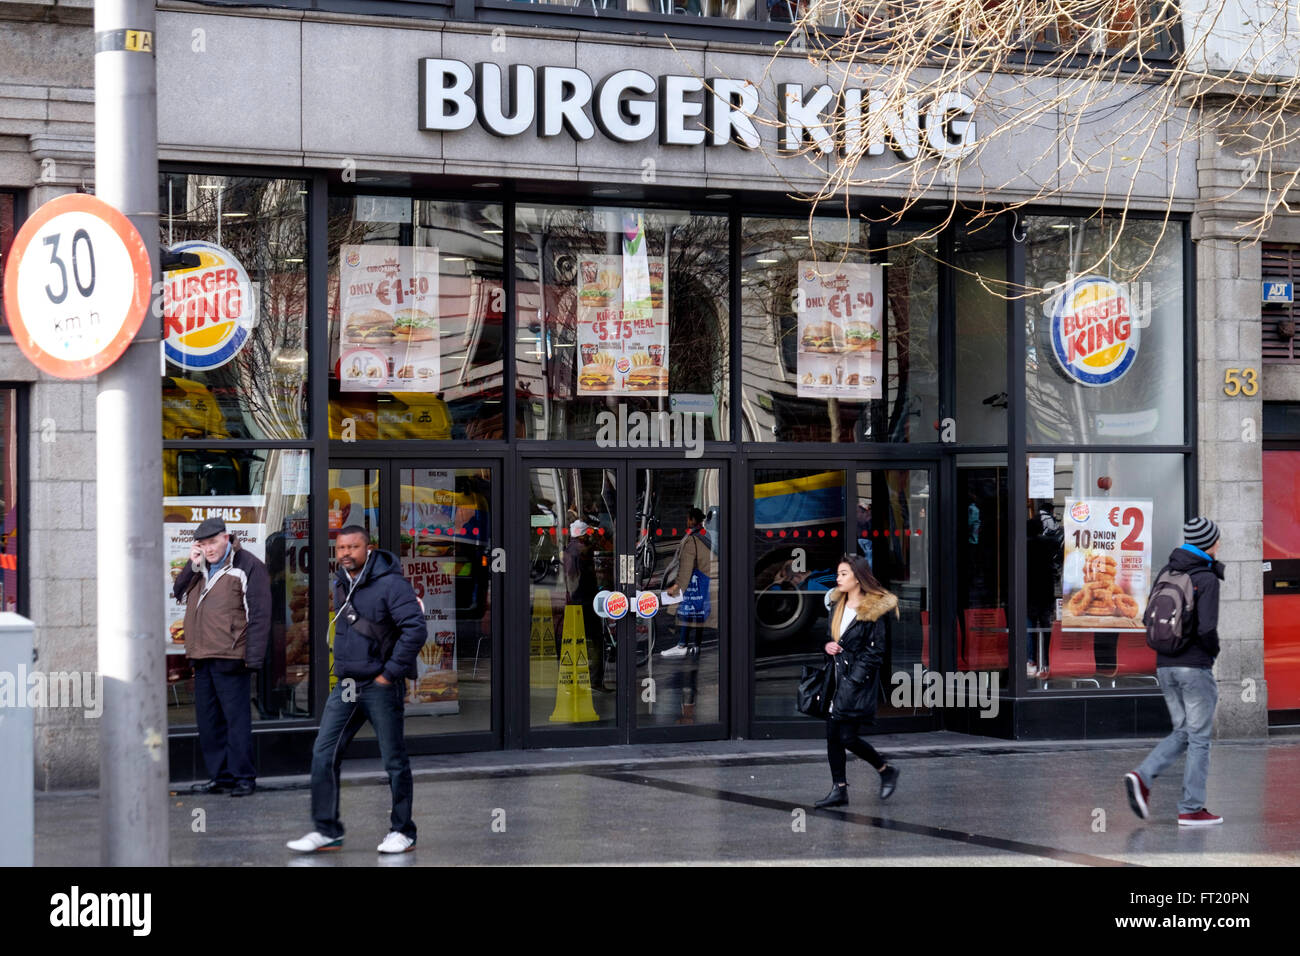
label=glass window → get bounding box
[0,192,16,332]
[1024,217,1184,446]
[159,174,308,440]
[165,448,314,723]
[740,218,938,443]
[515,205,729,442]
[0,389,17,612]
[327,197,505,441]
[956,455,1009,676]
[954,224,1008,445]
[1026,452,1184,689]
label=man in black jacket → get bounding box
[288,526,427,854]
[1124,517,1225,827]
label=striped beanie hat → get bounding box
[1183,517,1220,551]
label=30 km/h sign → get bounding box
[1,193,152,379]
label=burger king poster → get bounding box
[1047,276,1139,388]
[399,557,460,715]
[338,244,440,393]
[162,241,256,372]
[796,262,884,399]
[1061,498,1152,632]
[575,253,669,396]
[163,497,267,648]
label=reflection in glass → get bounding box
[636,468,722,727]
[158,174,308,440]
[528,467,618,729]
[515,205,729,442]
[327,197,505,441]
[1024,218,1184,446]
[1028,452,1183,689]
[740,218,938,443]
[955,456,1008,676]
[166,449,313,723]
[953,224,1008,445]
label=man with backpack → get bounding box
[1124,517,1225,827]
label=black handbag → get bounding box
[796,660,835,718]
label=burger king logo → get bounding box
[1070,502,1091,523]
[604,591,629,620]
[1049,276,1139,388]
[162,241,256,371]
[345,249,362,268]
[636,590,659,619]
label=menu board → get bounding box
[1062,498,1151,631]
[575,253,669,396]
[338,244,439,393]
[164,497,267,648]
[796,262,884,399]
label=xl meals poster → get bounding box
[796,262,884,399]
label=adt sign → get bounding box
[1263,281,1293,304]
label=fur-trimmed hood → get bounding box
[831,589,899,624]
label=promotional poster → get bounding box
[574,243,669,397]
[1061,497,1152,631]
[796,262,884,399]
[338,244,440,392]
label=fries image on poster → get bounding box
[576,253,668,396]
[1061,498,1152,631]
[796,262,883,399]
[339,244,439,392]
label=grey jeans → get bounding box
[1136,666,1218,814]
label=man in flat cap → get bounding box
[172,516,272,797]
[1125,517,1225,827]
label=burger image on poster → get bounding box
[1046,276,1140,388]
[162,240,257,371]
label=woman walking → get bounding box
[815,554,901,808]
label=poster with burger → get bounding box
[796,262,883,399]
[575,252,670,396]
[163,497,267,649]
[1061,498,1151,632]
[339,244,440,393]
[399,556,460,715]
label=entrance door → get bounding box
[326,460,499,752]
[519,460,727,745]
[1263,449,1300,716]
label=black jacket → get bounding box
[1156,546,1223,670]
[332,549,427,682]
[825,590,898,721]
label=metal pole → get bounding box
[94,0,167,865]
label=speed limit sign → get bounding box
[1,193,152,379]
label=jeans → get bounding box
[310,677,416,841]
[826,718,885,785]
[1136,667,1218,814]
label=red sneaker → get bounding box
[1178,808,1223,827]
[1124,771,1150,820]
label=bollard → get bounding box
[0,613,34,866]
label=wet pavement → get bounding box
[33,732,1300,866]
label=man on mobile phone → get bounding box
[288,526,426,854]
[172,516,271,797]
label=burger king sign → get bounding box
[1048,276,1138,388]
[163,241,256,371]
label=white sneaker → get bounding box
[1027,663,1039,678]
[287,831,342,853]
[377,831,416,853]
[661,645,689,658]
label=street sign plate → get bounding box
[2,193,152,379]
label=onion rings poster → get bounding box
[575,251,669,397]
[339,244,439,393]
[796,262,883,399]
[1062,498,1151,631]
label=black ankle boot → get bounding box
[814,784,848,808]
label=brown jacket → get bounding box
[173,536,272,666]
[673,529,718,629]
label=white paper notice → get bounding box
[1028,458,1056,499]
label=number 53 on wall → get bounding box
[1224,368,1259,397]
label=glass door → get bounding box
[520,460,728,745]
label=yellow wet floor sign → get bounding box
[529,588,558,689]
[550,604,599,723]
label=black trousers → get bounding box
[826,718,885,785]
[192,659,255,784]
